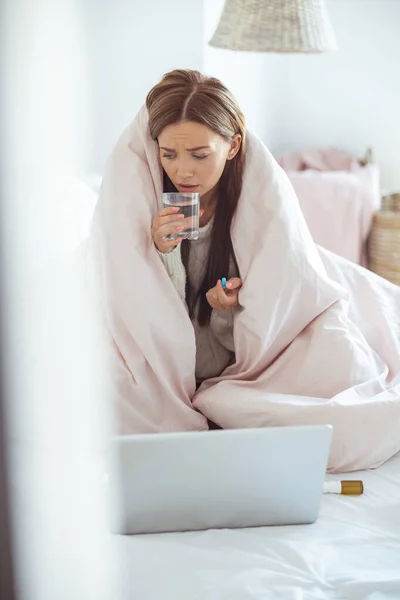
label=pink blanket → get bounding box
[88,107,400,473]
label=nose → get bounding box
[175,158,194,182]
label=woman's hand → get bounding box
[206,278,242,311]
[151,207,185,254]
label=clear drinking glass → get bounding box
[162,192,200,241]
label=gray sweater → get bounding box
[158,220,237,383]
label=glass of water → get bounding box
[162,192,200,241]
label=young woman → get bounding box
[89,69,400,471]
[148,70,245,386]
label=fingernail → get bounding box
[227,282,232,289]
[172,207,180,212]
[176,226,184,231]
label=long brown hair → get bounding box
[146,69,246,326]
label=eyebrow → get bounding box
[160,146,211,152]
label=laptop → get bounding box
[107,424,332,535]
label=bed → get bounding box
[113,450,400,600]
[6,173,399,600]
[66,174,400,599]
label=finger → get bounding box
[215,280,232,309]
[158,206,181,217]
[206,289,224,311]
[157,224,185,239]
[226,277,242,290]
[156,213,185,226]
[159,237,182,253]
[216,281,240,309]
[225,293,239,309]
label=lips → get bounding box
[177,184,199,191]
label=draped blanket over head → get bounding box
[88,106,400,473]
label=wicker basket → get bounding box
[381,192,400,212]
[368,211,400,286]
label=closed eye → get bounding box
[162,153,208,160]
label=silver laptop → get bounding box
[107,425,332,535]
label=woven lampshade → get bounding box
[209,0,338,54]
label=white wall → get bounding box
[84,0,204,173]
[205,0,400,190]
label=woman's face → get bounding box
[158,120,240,197]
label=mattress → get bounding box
[114,450,400,600]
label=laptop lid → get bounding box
[108,425,332,535]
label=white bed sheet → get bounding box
[114,450,400,600]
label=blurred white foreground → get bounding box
[1,2,116,599]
